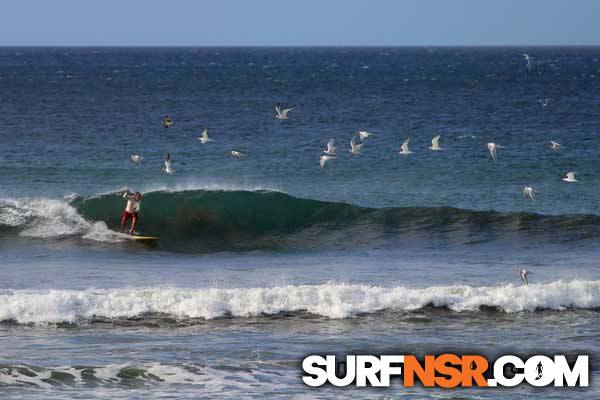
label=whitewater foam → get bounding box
[0,362,288,392]
[0,197,120,243]
[0,281,598,324]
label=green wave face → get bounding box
[72,190,369,251]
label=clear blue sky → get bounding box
[2,0,599,46]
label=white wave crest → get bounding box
[1,281,598,324]
[136,180,283,195]
[0,198,120,242]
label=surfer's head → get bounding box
[134,192,142,201]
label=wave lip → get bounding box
[1,280,598,324]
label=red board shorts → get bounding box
[122,210,138,221]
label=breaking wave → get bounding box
[1,280,598,325]
[0,197,119,242]
[2,189,600,252]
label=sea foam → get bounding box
[0,197,120,242]
[0,362,287,391]
[0,281,598,324]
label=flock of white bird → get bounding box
[126,53,578,285]
[129,105,302,171]
[318,54,577,211]
[129,123,248,173]
[319,129,574,206]
[130,99,575,205]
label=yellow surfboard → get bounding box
[129,235,159,241]
[119,233,159,241]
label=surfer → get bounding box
[120,190,142,235]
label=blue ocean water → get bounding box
[0,47,599,398]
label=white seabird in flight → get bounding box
[228,150,246,159]
[130,154,143,165]
[197,128,214,144]
[522,53,534,72]
[429,135,443,151]
[320,155,335,169]
[275,103,295,120]
[520,269,533,285]
[487,142,502,161]
[350,136,364,154]
[324,139,336,155]
[549,141,561,151]
[398,138,413,155]
[358,130,374,140]
[163,153,175,174]
[562,172,577,182]
[523,186,536,201]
